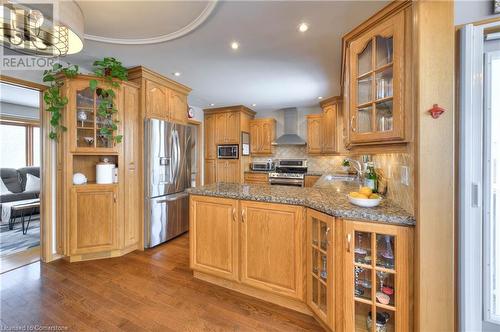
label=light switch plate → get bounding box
[401,166,410,186]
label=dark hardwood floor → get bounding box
[0,233,323,332]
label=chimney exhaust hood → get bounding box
[272,107,307,146]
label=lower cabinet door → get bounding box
[190,195,239,281]
[240,201,304,300]
[306,209,335,330]
[70,185,118,255]
[204,159,216,185]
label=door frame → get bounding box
[0,75,57,263]
[458,20,500,331]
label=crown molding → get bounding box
[83,1,217,45]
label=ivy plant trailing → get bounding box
[89,57,128,144]
[44,57,128,144]
[43,63,79,140]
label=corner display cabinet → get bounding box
[344,219,412,332]
[54,75,142,262]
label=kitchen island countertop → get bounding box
[188,182,415,226]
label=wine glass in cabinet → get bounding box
[344,220,412,332]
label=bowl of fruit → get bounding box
[348,187,382,208]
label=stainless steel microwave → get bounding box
[217,145,239,159]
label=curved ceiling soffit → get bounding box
[83,1,218,45]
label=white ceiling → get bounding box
[0,83,40,108]
[68,1,388,111]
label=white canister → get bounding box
[96,158,115,184]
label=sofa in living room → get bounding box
[0,167,40,222]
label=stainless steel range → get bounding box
[268,159,308,187]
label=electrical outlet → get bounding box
[400,166,410,186]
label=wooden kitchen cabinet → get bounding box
[204,115,216,159]
[249,118,276,155]
[129,67,191,124]
[168,89,188,124]
[215,112,240,144]
[306,115,323,154]
[306,96,343,155]
[344,219,412,332]
[240,201,304,300]
[307,209,335,330]
[145,79,168,120]
[345,10,407,146]
[216,159,240,183]
[70,184,118,255]
[123,84,141,248]
[69,78,122,153]
[244,172,268,185]
[204,159,217,185]
[190,196,239,281]
[304,175,321,187]
[322,103,338,154]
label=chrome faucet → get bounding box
[346,158,363,184]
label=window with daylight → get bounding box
[0,121,40,168]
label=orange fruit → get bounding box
[359,186,373,196]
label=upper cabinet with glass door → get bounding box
[347,10,406,145]
[69,78,122,153]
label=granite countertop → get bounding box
[188,182,415,226]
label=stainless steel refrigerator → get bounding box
[144,119,192,248]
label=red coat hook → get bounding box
[428,104,446,119]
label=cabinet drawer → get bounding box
[244,172,269,184]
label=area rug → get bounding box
[0,216,40,257]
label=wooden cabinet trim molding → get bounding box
[128,66,191,94]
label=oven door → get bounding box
[268,178,304,187]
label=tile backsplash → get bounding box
[251,146,414,214]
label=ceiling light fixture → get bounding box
[231,41,239,50]
[318,96,323,100]
[0,1,84,56]
[252,104,257,107]
[209,103,215,106]
[173,72,181,77]
[298,22,309,32]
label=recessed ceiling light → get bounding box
[298,22,309,32]
[209,103,215,106]
[318,96,323,100]
[231,41,239,50]
[173,72,181,77]
[252,103,257,107]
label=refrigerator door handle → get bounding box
[155,192,189,203]
[174,129,181,185]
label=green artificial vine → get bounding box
[89,57,128,144]
[43,63,79,140]
[44,57,128,144]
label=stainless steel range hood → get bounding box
[272,108,307,146]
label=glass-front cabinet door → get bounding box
[348,11,405,144]
[306,209,334,330]
[69,79,121,153]
[344,220,412,332]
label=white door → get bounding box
[459,22,500,332]
[483,49,500,331]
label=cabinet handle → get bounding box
[346,233,352,252]
[325,227,331,246]
[232,208,236,222]
[350,115,357,132]
[113,193,117,203]
[241,208,245,223]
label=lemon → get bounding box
[369,193,381,199]
[359,186,373,196]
